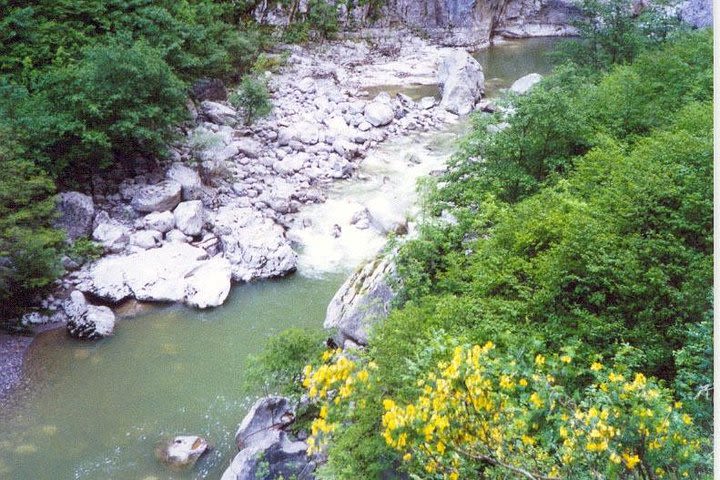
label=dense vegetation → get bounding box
[257,25,713,480]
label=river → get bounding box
[0,37,562,480]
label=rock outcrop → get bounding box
[55,192,95,241]
[221,396,315,480]
[213,204,297,282]
[325,254,398,346]
[438,50,485,115]
[77,243,231,308]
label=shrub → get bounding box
[229,75,273,125]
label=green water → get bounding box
[0,37,563,480]
[0,275,344,479]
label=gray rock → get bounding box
[438,50,484,115]
[190,78,228,102]
[235,138,263,159]
[67,304,115,340]
[130,230,163,249]
[143,211,176,233]
[363,102,394,127]
[297,77,316,93]
[77,243,232,308]
[213,204,297,282]
[165,229,192,243]
[131,181,182,213]
[92,221,130,253]
[679,0,712,27]
[510,73,543,94]
[419,96,436,110]
[55,192,95,241]
[184,257,233,309]
[201,101,238,125]
[273,153,307,175]
[166,163,203,201]
[325,254,397,346]
[155,436,210,472]
[174,201,205,237]
[221,396,314,480]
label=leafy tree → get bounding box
[229,75,273,125]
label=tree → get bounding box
[229,75,273,125]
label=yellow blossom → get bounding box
[622,452,641,470]
[590,362,603,371]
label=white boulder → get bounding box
[174,201,205,237]
[510,73,543,95]
[437,50,485,115]
[131,181,182,213]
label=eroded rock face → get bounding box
[56,192,95,241]
[221,397,315,480]
[213,204,297,282]
[131,181,182,213]
[155,435,210,471]
[77,243,231,308]
[325,254,398,346]
[437,50,485,115]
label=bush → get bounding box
[229,75,273,125]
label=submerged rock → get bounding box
[325,254,398,346]
[438,50,484,115]
[155,435,209,471]
[221,396,315,480]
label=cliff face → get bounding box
[380,0,579,46]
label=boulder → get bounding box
[509,73,543,95]
[235,137,262,159]
[131,181,182,213]
[273,153,307,175]
[419,96,437,110]
[365,197,408,235]
[77,243,232,308]
[325,254,397,346]
[166,163,203,201]
[190,78,228,102]
[130,230,163,250]
[155,436,210,472]
[174,201,205,237]
[221,396,314,480]
[165,229,192,243]
[438,50,485,115]
[55,192,95,241]
[92,221,130,253]
[363,102,394,127]
[201,101,238,125]
[679,0,712,27]
[143,211,176,233]
[66,304,116,340]
[297,77,316,94]
[213,204,297,282]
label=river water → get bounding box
[0,37,561,480]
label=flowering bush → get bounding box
[378,344,704,479]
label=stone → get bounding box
[190,78,228,102]
[166,163,203,201]
[174,201,205,237]
[131,181,182,213]
[419,96,436,110]
[92,221,130,253]
[77,243,232,308]
[365,197,408,235]
[165,229,191,243]
[325,254,397,346]
[143,211,176,233]
[130,230,163,250]
[357,121,372,131]
[155,436,209,471]
[363,102,394,127]
[213,204,297,282]
[679,0,712,28]
[273,153,307,175]
[510,73,543,94]
[55,192,95,241]
[67,304,115,340]
[63,290,88,319]
[438,50,485,115]
[221,397,314,480]
[201,101,238,125]
[234,138,262,159]
[184,257,233,309]
[297,77,316,93]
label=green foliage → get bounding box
[556,0,684,70]
[245,327,328,398]
[66,238,103,265]
[299,31,713,478]
[229,75,273,125]
[0,129,64,319]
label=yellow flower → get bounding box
[622,452,641,470]
[560,355,572,363]
[449,472,459,480]
[436,441,446,454]
[356,369,369,382]
[521,435,536,446]
[530,392,544,408]
[682,413,693,425]
[519,378,528,387]
[535,354,546,366]
[610,452,622,464]
[590,362,603,371]
[402,453,412,461]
